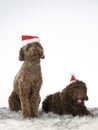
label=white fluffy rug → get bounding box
[0,107,98,130]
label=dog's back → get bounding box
[42,92,62,114]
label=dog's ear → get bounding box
[19,47,24,61]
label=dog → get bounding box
[8,41,44,118]
[42,80,92,116]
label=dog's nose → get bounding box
[85,95,88,101]
[41,54,45,59]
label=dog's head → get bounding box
[62,80,88,106]
[19,42,45,61]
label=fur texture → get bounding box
[8,42,44,118]
[42,80,92,116]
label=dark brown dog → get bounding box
[9,42,44,118]
[42,80,92,116]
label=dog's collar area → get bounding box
[24,57,41,61]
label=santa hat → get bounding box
[70,73,76,83]
[21,35,40,45]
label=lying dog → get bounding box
[42,80,92,116]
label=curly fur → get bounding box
[8,42,44,118]
[42,80,92,116]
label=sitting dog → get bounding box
[42,76,92,116]
[8,39,45,118]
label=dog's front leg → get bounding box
[30,89,40,117]
[19,86,31,118]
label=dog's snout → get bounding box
[78,95,88,101]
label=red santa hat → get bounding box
[70,73,76,83]
[21,35,40,45]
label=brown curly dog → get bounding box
[8,42,44,118]
[42,80,92,116]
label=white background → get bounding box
[0,0,98,108]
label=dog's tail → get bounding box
[42,95,52,113]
